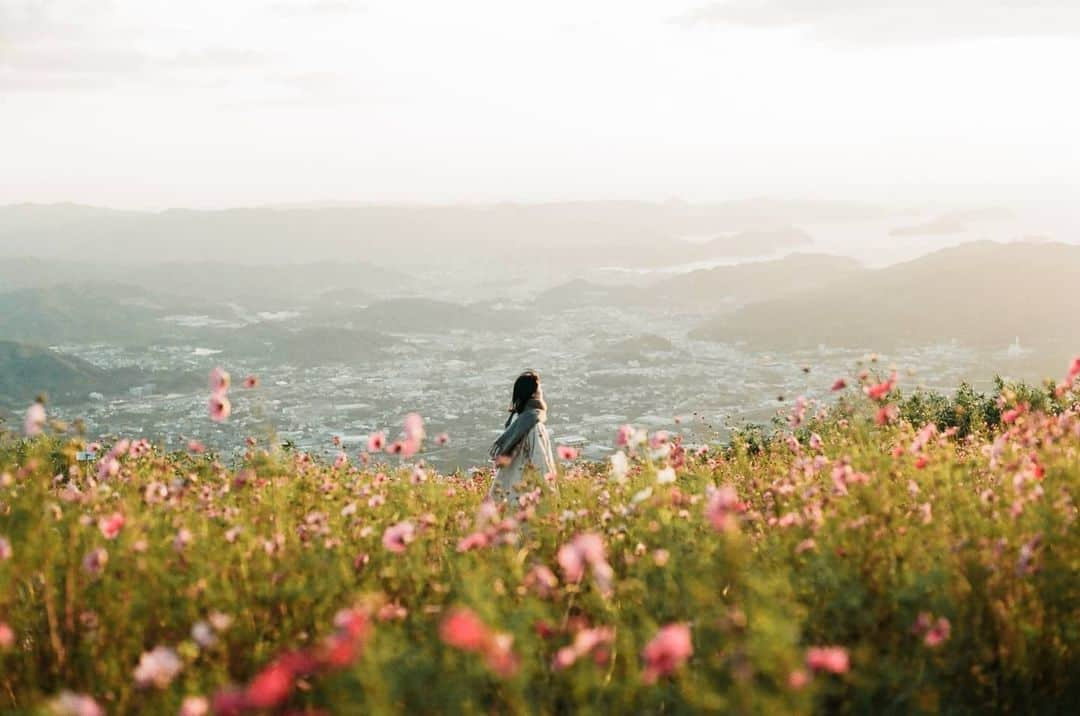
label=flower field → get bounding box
[1,361,1078,714]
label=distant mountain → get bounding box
[648,253,863,311]
[0,282,233,345]
[0,200,886,272]
[889,206,1014,238]
[0,340,108,406]
[700,226,812,258]
[691,241,1080,350]
[534,254,863,313]
[0,257,409,306]
[0,283,177,345]
[532,279,636,312]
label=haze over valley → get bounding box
[2,199,1076,468]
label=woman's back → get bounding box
[488,371,556,501]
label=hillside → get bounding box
[0,340,108,405]
[691,240,1080,349]
[0,257,410,306]
[0,372,1076,713]
[0,283,226,345]
[648,253,863,311]
[534,254,863,313]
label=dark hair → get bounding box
[509,370,540,415]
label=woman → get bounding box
[488,370,557,501]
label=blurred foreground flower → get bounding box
[382,521,416,553]
[439,607,519,677]
[557,533,614,596]
[24,402,46,436]
[209,367,230,393]
[98,512,125,540]
[806,646,850,674]
[209,393,231,422]
[48,691,103,716]
[133,646,182,689]
[641,623,693,684]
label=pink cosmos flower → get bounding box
[641,623,693,684]
[788,668,811,690]
[704,485,745,532]
[377,603,408,622]
[0,536,11,561]
[134,646,183,689]
[187,439,206,454]
[367,431,386,452]
[174,527,193,552]
[805,646,850,674]
[401,413,425,457]
[789,396,808,428]
[244,657,296,709]
[98,512,125,540]
[242,375,259,389]
[557,445,578,460]
[875,405,898,426]
[24,402,46,436]
[179,696,209,716]
[209,393,231,422]
[382,521,415,553]
[209,367,230,393]
[82,547,108,576]
[440,607,491,652]
[524,565,559,598]
[456,531,491,552]
[924,617,951,647]
[864,372,897,402]
[483,632,521,677]
[557,542,586,583]
[436,432,449,446]
[556,533,613,595]
[1068,356,1080,382]
[439,608,519,676]
[616,424,635,446]
[48,691,104,716]
[831,378,847,391]
[1002,405,1026,424]
[0,621,14,650]
[96,455,120,480]
[333,452,349,469]
[552,626,616,671]
[649,430,670,449]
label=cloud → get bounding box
[270,1,366,16]
[676,1,1080,45]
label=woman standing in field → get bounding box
[488,370,556,501]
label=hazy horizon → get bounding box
[3,0,1078,209]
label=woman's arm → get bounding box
[531,424,557,478]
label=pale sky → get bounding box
[1,0,1078,209]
